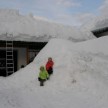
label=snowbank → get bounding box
[0,18,108,107]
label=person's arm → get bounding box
[39,71,42,78]
[46,71,49,79]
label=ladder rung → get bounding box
[6,47,13,48]
[6,41,13,42]
[7,69,14,71]
[6,48,13,49]
[7,71,14,73]
[6,55,13,57]
[6,54,13,55]
[6,59,13,60]
[6,51,13,52]
[6,42,13,44]
[6,54,13,57]
[7,67,14,69]
[7,67,14,68]
[6,45,13,46]
[7,56,13,60]
[6,53,13,54]
[6,46,13,47]
[6,62,13,64]
[6,63,14,64]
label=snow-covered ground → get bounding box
[0,36,108,108]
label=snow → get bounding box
[0,8,108,108]
[81,16,108,32]
[0,9,95,42]
[0,35,108,108]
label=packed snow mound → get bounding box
[35,36,108,60]
[0,9,95,42]
[0,37,108,108]
[0,36,108,89]
[74,36,108,54]
[34,36,108,86]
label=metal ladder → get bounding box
[6,34,14,76]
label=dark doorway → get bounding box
[0,49,17,77]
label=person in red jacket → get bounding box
[45,57,54,76]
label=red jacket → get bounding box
[46,60,54,71]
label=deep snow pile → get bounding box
[0,36,108,108]
[0,9,95,42]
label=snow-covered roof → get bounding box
[0,9,95,42]
[81,16,108,32]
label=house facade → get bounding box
[0,40,47,76]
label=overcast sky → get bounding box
[0,0,108,26]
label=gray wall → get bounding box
[16,48,27,70]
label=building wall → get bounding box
[29,50,39,63]
[0,47,27,71]
[16,48,27,70]
[0,41,46,76]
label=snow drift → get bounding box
[0,36,108,108]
